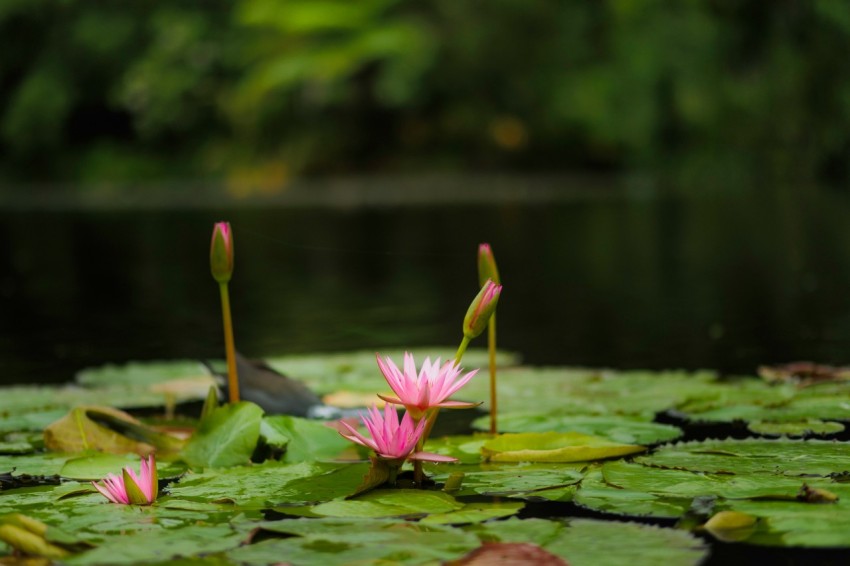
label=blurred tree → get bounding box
[1,0,849,189]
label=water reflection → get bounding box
[3,187,850,384]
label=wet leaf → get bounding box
[181,402,263,469]
[482,432,644,463]
[261,415,350,462]
[636,438,850,476]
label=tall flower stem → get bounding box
[454,335,471,367]
[487,315,497,434]
[219,282,239,403]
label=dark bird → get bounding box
[204,352,338,417]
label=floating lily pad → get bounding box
[420,500,524,525]
[166,461,330,508]
[637,438,850,476]
[748,420,845,437]
[309,489,463,518]
[429,463,585,498]
[482,432,645,463]
[573,468,692,519]
[66,524,243,565]
[181,402,263,469]
[261,415,351,462]
[229,518,481,565]
[473,413,682,445]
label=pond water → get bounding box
[3,178,850,384]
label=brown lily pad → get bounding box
[448,542,569,565]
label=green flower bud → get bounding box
[463,279,502,339]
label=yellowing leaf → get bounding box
[43,406,184,456]
[482,432,645,463]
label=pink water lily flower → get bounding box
[339,405,456,463]
[376,353,480,419]
[92,455,158,505]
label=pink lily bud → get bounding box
[463,279,502,339]
[92,455,158,505]
[477,243,500,286]
[210,222,234,283]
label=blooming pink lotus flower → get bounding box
[92,455,158,505]
[339,405,456,463]
[376,353,479,420]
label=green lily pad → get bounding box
[60,453,186,481]
[718,483,850,547]
[573,468,692,519]
[637,438,850,476]
[473,413,682,445]
[261,415,351,462]
[309,489,463,518]
[181,402,264,469]
[429,463,585,498]
[420,500,524,524]
[65,524,243,565]
[166,461,330,508]
[482,432,645,463]
[229,518,480,565]
[748,420,845,437]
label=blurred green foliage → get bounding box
[2,0,850,189]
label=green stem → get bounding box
[454,335,471,367]
[219,282,240,403]
[487,315,497,435]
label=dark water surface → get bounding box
[3,182,850,384]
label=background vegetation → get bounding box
[2,0,850,192]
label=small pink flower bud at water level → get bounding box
[463,279,502,339]
[477,243,500,286]
[210,222,234,283]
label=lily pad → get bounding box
[429,463,585,498]
[637,438,850,476]
[482,432,645,463]
[419,500,524,525]
[309,489,463,518]
[747,420,845,437]
[229,518,480,565]
[473,413,682,445]
[166,461,329,508]
[181,402,263,469]
[261,415,351,462]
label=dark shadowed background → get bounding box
[2,1,850,383]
